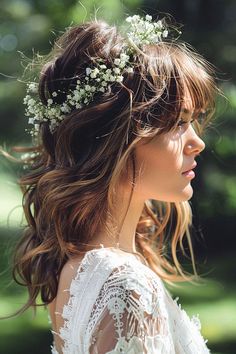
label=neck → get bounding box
[88,188,145,253]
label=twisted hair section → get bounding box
[1,18,219,315]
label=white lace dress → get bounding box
[49,247,210,354]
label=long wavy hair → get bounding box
[2,18,218,314]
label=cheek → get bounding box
[134,139,185,200]
[134,147,155,196]
[136,139,183,176]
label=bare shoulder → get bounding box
[59,255,85,289]
[48,254,85,334]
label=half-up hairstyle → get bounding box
[3,17,218,314]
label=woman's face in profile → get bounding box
[133,103,206,203]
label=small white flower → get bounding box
[50,108,57,115]
[47,99,53,105]
[90,68,99,78]
[52,92,57,97]
[61,103,70,113]
[126,16,132,23]
[126,67,134,73]
[86,67,92,76]
[155,20,163,30]
[28,83,38,93]
[162,30,168,38]
[28,98,35,106]
[101,81,107,87]
[119,61,126,69]
[28,117,35,124]
[23,95,30,104]
[21,153,29,160]
[73,91,81,101]
[114,58,121,66]
[120,53,129,62]
[114,67,121,74]
[128,15,140,23]
[85,85,91,91]
[145,14,152,21]
[116,76,124,82]
[102,73,109,81]
[28,107,35,114]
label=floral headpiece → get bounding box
[24,14,170,137]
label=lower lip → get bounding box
[182,170,195,179]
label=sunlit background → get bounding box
[0,1,235,353]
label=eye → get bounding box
[177,119,186,127]
[197,110,208,124]
[177,118,194,127]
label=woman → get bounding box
[8,14,218,353]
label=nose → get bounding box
[184,126,205,156]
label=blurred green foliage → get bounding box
[0,0,235,353]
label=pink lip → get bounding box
[182,162,197,179]
[182,170,195,179]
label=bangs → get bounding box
[133,41,217,136]
[175,43,217,135]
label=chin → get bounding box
[181,185,194,201]
[147,184,194,202]
[154,191,193,203]
[158,186,194,203]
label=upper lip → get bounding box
[182,162,197,174]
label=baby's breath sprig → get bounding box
[24,52,133,136]
[126,14,168,47]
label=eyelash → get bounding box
[177,119,194,127]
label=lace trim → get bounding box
[105,334,173,354]
[172,296,210,353]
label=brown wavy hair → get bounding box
[1,18,218,314]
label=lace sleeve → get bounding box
[88,265,172,354]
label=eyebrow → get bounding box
[180,108,206,114]
[180,108,194,114]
